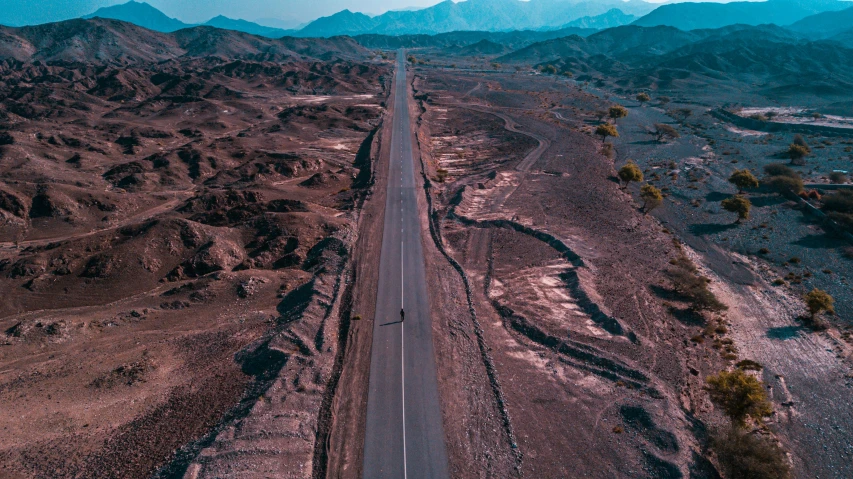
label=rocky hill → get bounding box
[788,5,853,39]
[0,18,368,64]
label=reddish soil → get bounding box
[409,68,733,478]
[0,48,390,478]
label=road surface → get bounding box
[362,50,449,478]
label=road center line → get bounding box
[400,61,408,479]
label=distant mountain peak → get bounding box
[202,15,292,38]
[83,1,190,32]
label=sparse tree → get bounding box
[792,134,809,149]
[609,105,628,121]
[706,369,773,426]
[658,96,671,106]
[669,108,693,124]
[562,71,573,78]
[653,123,679,142]
[728,169,759,193]
[618,161,643,189]
[812,112,822,121]
[804,288,834,321]
[636,92,651,104]
[541,64,557,75]
[787,143,810,166]
[640,184,663,213]
[491,62,501,70]
[722,195,751,223]
[596,123,619,143]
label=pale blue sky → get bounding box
[0,0,764,28]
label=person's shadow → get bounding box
[380,320,403,326]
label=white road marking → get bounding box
[399,51,408,479]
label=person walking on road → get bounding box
[400,308,405,322]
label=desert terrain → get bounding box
[383,29,853,478]
[1,11,853,479]
[0,19,390,479]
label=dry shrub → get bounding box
[666,255,727,313]
[712,427,791,479]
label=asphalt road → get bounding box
[362,50,450,479]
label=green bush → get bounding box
[804,288,834,323]
[609,105,628,120]
[707,369,773,425]
[722,195,752,223]
[640,184,663,213]
[729,169,759,192]
[596,123,619,143]
[617,161,643,188]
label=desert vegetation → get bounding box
[728,169,759,193]
[721,195,752,224]
[596,123,619,143]
[803,288,834,329]
[763,164,804,194]
[652,123,679,143]
[665,255,727,313]
[640,184,663,213]
[706,369,790,478]
[617,161,643,188]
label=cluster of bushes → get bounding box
[540,64,558,75]
[717,170,760,224]
[787,134,811,166]
[712,426,791,479]
[706,368,791,478]
[665,255,727,313]
[803,288,834,330]
[821,189,853,232]
[763,163,804,195]
[617,161,663,214]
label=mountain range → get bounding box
[83,1,291,38]
[73,0,853,40]
[4,14,853,115]
[295,0,657,37]
[489,22,853,114]
[788,4,853,39]
[0,18,366,64]
[632,0,853,31]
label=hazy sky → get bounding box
[0,0,761,28]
